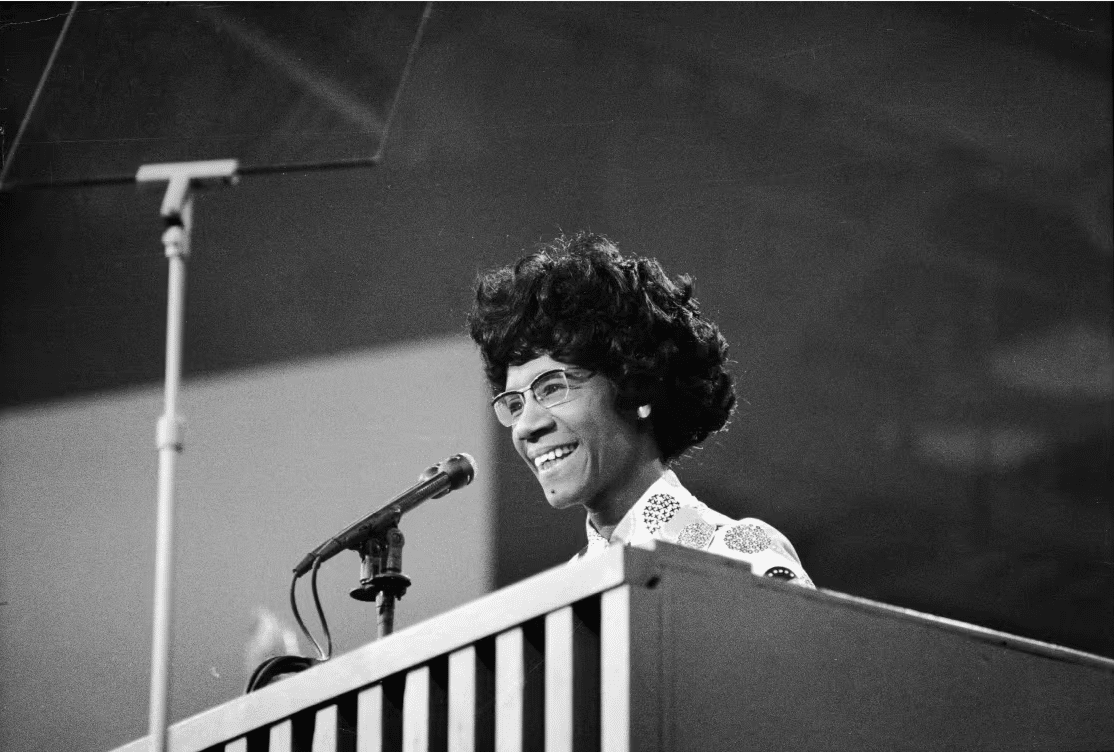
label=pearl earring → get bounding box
[637,404,651,419]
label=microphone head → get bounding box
[441,452,476,490]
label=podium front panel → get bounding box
[107,544,1114,752]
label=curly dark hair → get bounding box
[468,232,736,462]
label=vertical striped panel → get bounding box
[521,619,546,751]
[494,628,524,752]
[429,657,450,752]
[600,587,630,752]
[313,704,338,752]
[224,738,248,752]
[571,597,602,752]
[269,719,294,752]
[476,639,498,752]
[337,694,360,752]
[545,607,574,752]
[357,685,384,752]
[384,674,408,752]
[404,667,431,752]
[448,647,476,752]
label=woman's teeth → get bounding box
[534,444,577,470]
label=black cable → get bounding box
[311,556,334,660]
[372,0,433,163]
[290,566,328,661]
[2,158,381,192]
[0,1,80,189]
[246,568,331,694]
[245,653,317,693]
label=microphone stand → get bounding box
[139,159,238,752]
[348,508,412,639]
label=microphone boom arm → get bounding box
[293,453,474,577]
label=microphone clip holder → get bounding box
[349,508,411,639]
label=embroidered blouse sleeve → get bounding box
[708,518,815,588]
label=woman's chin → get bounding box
[541,484,583,511]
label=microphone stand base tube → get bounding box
[147,185,193,752]
[377,592,396,639]
[349,526,411,640]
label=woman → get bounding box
[469,232,812,587]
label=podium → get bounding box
[110,543,1114,752]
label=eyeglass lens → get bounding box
[493,370,570,426]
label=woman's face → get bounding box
[503,353,659,516]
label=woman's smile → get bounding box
[533,442,580,473]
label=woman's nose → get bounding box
[512,393,554,441]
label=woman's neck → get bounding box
[586,460,669,541]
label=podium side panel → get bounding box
[403,666,430,752]
[657,555,1114,752]
[495,628,525,752]
[270,720,293,752]
[600,587,630,752]
[312,704,338,752]
[611,581,664,752]
[545,607,575,752]
[448,647,477,752]
[357,685,383,752]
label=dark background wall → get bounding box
[2,1,1111,718]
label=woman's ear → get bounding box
[614,373,663,411]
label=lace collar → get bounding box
[583,469,705,554]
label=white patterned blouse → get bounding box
[572,470,814,588]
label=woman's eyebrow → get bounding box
[503,371,551,392]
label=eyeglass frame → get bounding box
[490,367,596,427]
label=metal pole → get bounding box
[137,159,237,752]
[148,189,192,752]
[375,526,408,639]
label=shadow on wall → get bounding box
[724,182,1113,655]
[0,338,495,752]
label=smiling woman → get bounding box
[469,232,813,586]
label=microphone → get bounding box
[293,453,476,577]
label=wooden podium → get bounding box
[110,543,1114,752]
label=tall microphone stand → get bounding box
[0,6,435,745]
[138,158,238,752]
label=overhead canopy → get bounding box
[3,2,427,185]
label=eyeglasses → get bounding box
[491,368,594,427]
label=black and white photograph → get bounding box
[1,2,1111,750]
